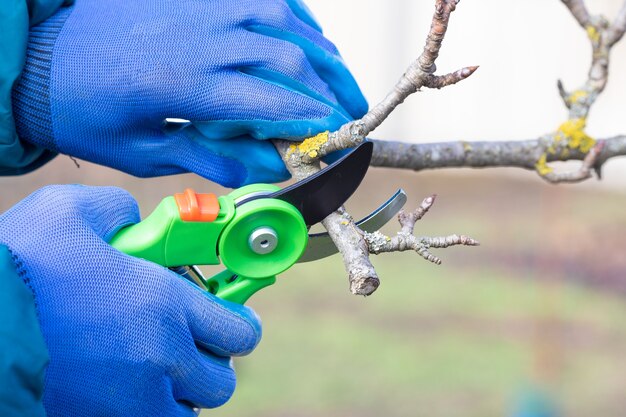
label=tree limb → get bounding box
[370,135,626,181]
[607,0,626,47]
[273,0,626,296]
[560,0,592,28]
[365,195,479,265]
[279,0,477,169]
[373,0,626,184]
[275,0,477,295]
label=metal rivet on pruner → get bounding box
[248,227,278,255]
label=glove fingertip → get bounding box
[179,127,291,186]
[81,186,141,242]
[209,296,263,356]
[20,185,141,242]
[349,93,369,120]
[183,281,262,357]
[245,24,366,121]
[285,0,324,33]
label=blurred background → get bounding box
[2,0,626,416]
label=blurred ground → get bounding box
[3,157,626,417]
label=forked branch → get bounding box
[275,0,477,295]
[365,195,479,265]
[278,0,477,170]
[372,0,626,184]
[274,0,626,296]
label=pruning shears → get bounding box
[110,142,407,304]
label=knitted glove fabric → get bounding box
[0,185,262,416]
[12,0,368,186]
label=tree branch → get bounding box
[370,135,626,181]
[279,0,477,169]
[607,0,626,47]
[272,0,626,296]
[560,0,592,28]
[372,0,626,184]
[275,0,477,295]
[365,195,479,265]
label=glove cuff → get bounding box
[12,7,73,152]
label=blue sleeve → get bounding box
[0,0,74,175]
[0,245,49,417]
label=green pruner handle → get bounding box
[172,266,275,305]
[111,184,307,305]
[205,270,276,305]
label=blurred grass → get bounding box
[207,254,626,417]
[3,158,626,416]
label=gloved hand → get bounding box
[12,0,368,187]
[0,185,262,416]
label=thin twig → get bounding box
[276,0,474,295]
[365,195,479,265]
[606,0,626,47]
[539,142,605,183]
[424,66,479,89]
[560,0,592,28]
[371,0,626,184]
[517,0,625,181]
[277,0,475,170]
[274,0,626,296]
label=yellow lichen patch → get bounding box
[586,25,601,43]
[567,90,588,105]
[461,141,472,152]
[535,153,553,176]
[556,118,596,153]
[538,118,596,175]
[287,131,330,158]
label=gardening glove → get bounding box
[0,184,262,417]
[12,0,368,187]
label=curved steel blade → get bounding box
[236,141,374,226]
[297,189,407,263]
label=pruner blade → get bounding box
[297,189,408,263]
[236,141,373,226]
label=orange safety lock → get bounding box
[174,188,220,222]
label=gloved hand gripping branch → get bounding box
[0,185,262,416]
[12,0,368,187]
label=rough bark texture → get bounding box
[370,136,626,174]
[322,209,379,295]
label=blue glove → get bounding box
[0,185,262,416]
[12,0,368,187]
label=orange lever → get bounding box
[174,188,220,222]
